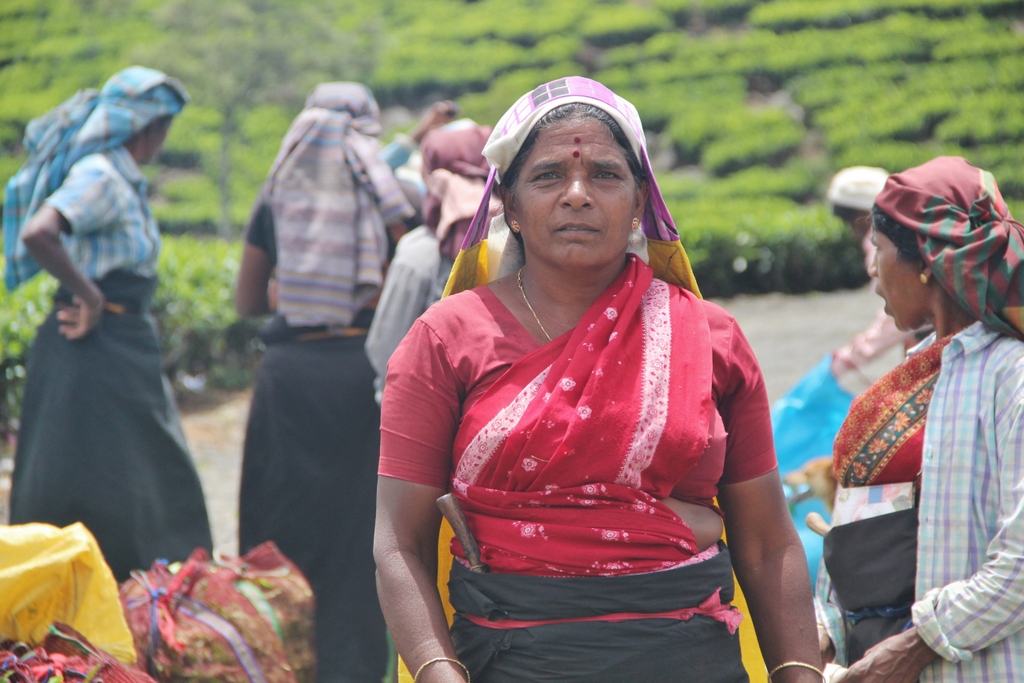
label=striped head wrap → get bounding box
[3,66,188,290]
[443,76,700,298]
[874,156,1024,340]
[266,82,413,328]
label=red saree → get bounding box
[450,256,714,576]
[832,337,950,486]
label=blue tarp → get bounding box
[771,354,854,580]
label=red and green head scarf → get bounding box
[874,156,1024,341]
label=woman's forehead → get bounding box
[529,119,622,156]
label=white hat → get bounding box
[827,166,889,211]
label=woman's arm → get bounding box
[718,469,823,683]
[374,476,468,683]
[21,205,105,339]
[235,242,274,317]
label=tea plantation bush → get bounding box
[3,0,1022,235]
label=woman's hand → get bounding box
[831,629,938,683]
[718,469,822,680]
[819,625,836,665]
[410,101,460,144]
[661,497,724,551]
[375,477,465,682]
[56,292,105,340]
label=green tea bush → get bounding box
[833,140,968,172]
[669,199,868,297]
[0,264,55,436]
[667,103,804,171]
[815,90,959,149]
[580,5,671,48]
[372,38,527,100]
[935,92,1024,146]
[153,174,220,233]
[749,0,1017,31]
[702,113,805,173]
[154,236,260,390]
[655,0,759,25]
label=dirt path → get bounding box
[1,284,900,554]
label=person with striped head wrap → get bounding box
[6,66,212,581]
[816,157,1024,683]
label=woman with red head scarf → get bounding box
[365,122,493,402]
[816,157,1024,683]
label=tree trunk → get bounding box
[217,116,233,239]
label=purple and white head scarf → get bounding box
[462,77,681,249]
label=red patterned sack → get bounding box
[120,542,315,683]
[0,623,156,683]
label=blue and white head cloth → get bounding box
[3,66,189,290]
[444,76,701,298]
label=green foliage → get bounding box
[935,92,1024,146]
[153,235,261,388]
[654,0,759,24]
[0,265,56,434]
[749,0,1019,31]
[136,0,373,237]
[701,111,805,174]
[669,199,868,297]
[580,6,671,48]
[666,100,804,172]
[152,173,220,233]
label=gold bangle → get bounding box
[413,656,470,683]
[768,661,827,682]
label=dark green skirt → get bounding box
[10,271,212,581]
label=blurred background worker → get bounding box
[827,166,920,382]
[365,120,492,403]
[234,82,453,683]
[4,66,212,581]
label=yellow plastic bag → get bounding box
[0,522,135,663]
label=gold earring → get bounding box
[920,272,929,284]
[631,218,640,231]
[510,220,521,233]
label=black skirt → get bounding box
[10,271,212,582]
[238,315,386,683]
[448,543,749,683]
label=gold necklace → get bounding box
[517,268,552,342]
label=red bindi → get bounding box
[572,150,580,158]
[574,137,581,143]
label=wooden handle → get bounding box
[806,511,832,537]
[437,493,489,573]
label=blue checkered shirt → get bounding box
[45,146,160,280]
[816,322,1024,681]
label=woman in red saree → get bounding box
[374,78,821,683]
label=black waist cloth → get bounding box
[238,332,385,683]
[448,543,748,683]
[10,270,212,582]
[53,269,158,313]
[823,507,919,665]
[258,308,376,345]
